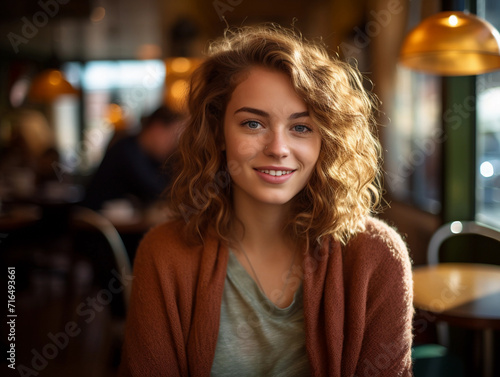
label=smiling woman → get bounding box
[118,24,413,377]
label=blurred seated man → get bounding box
[82,105,184,211]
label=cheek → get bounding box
[236,139,259,158]
[223,133,246,177]
[225,132,261,162]
[225,142,252,178]
[299,140,321,168]
[227,159,243,177]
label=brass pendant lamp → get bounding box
[28,69,79,103]
[400,11,500,76]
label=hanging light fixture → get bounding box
[399,11,500,76]
[28,69,79,103]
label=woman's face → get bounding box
[223,66,322,208]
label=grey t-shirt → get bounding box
[210,250,310,377]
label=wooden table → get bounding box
[413,263,500,377]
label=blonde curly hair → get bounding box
[168,24,382,247]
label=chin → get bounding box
[255,193,296,206]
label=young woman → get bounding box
[119,25,413,377]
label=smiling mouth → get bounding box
[255,169,295,177]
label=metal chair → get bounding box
[0,204,133,374]
[427,221,500,265]
[71,206,132,310]
[70,206,133,370]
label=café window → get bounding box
[385,67,442,214]
[476,0,500,228]
[62,59,165,172]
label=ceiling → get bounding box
[0,0,162,61]
[0,0,364,62]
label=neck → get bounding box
[231,188,293,257]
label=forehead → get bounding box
[227,67,308,115]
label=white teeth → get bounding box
[258,169,292,176]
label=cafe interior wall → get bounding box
[0,0,444,265]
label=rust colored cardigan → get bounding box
[118,216,413,376]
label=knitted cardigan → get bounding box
[118,216,414,377]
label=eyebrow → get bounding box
[234,107,309,120]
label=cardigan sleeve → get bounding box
[118,228,189,377]
[353,219,414,377]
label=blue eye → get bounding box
[293,124,311,133]
[243,120,262,129]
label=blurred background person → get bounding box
[0,108,58,200]
[82,105,184,212]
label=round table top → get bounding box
[413,263,500,329]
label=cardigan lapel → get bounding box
[187,234,229,376]
[303,238,345,376]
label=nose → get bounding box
[264,129,289,158]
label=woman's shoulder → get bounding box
[135,219,204,266]
[338,217,413,301]
[142,219,185,242]
[345,216,411,268]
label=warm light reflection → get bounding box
[445,270,463,294]
[106,104,126,130]
[170,79,189,100]
[136,44,162,60]
[107,104,122,123]
[91,7,106,23]
[164,57,202,112]
[170,58,191,73]
[49,71,62,85]
[448,15,459,27]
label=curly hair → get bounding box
[167,24,382,247]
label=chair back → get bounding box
[427,221,500,265]
[71,206,132,310]
[0,204,132,373]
